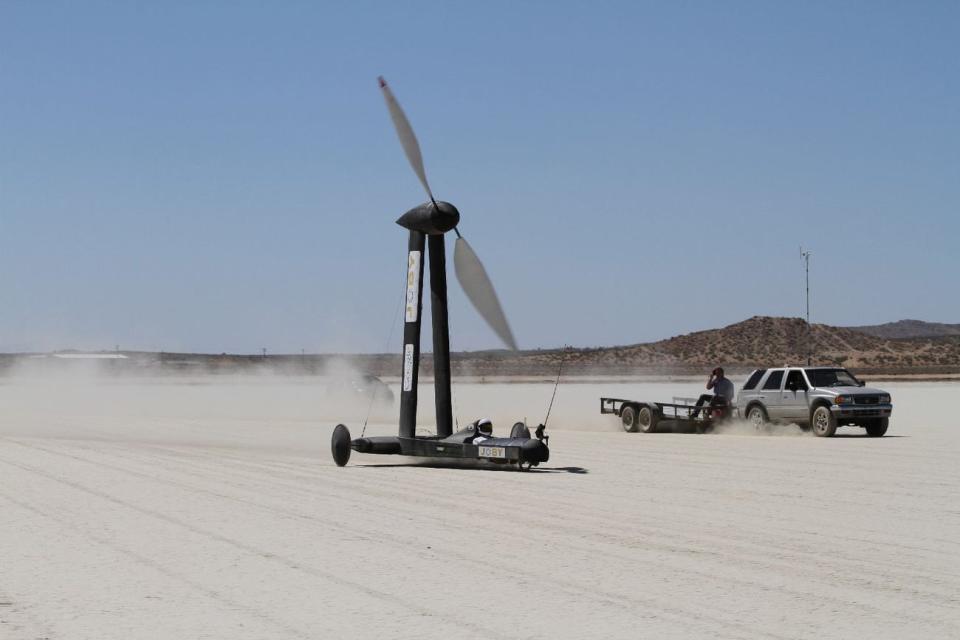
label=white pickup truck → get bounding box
[736,366,892,437]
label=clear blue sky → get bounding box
[2,1,957,353]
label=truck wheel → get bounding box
[865,418,888,437]
[811,406,836,437]
[637,405,659,433]
[621,405,639,432]
[747,405,767,431]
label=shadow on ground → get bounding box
[354,460,588,473]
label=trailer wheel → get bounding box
[637,405,659,433]
[621,405,640,432]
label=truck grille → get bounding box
[855,396,880,405]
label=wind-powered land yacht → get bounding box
[330,78,550,470]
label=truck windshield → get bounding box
[805,368,861,388]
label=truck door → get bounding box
[760,369,785,419]
[780,369,810,421]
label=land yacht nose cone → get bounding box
[396,201,460,234]
[521,438,550,464]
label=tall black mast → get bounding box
[429,234,453,437]
[395,201,460,439]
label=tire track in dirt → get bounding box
[1,440,805,640]
[0,585,52,640]
[0,451,549,640]
[7,439,956,639]
[132,441,959,591]
[107,438,960,596]
[0,489,313,640]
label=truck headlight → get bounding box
[880,394,891,404]
[834,395,854,405]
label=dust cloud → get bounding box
[0,358,396,445]
[5,364,949,440]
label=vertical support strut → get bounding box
[429,234,453,438]
[399,231,426,439]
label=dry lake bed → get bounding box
[1,376,958,639]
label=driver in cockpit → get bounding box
[471,418,493,444]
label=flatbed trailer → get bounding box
[600,396,737,433]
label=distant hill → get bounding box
[847,319,960,339]
[499,316,960,375]
[4,316,959,377]
[433,316,960,376]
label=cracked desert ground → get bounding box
[2,376,958,639]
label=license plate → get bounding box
[478,446,506,459]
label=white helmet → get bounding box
[476,418,493,436]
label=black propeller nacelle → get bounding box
[396,201,460,235]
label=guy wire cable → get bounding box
[543,345,569,428]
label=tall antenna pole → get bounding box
[801,247,812,365]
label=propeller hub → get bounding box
[396,201,460,235]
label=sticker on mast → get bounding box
[403,344,415,392]
[405,251,421,322]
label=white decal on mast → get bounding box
[405,250,421,322]
[403,344,415,391]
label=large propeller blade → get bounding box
[380,76,518,351]
[378,76,433,200]
[454,237,517,351]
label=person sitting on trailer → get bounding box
[691,367,735,418]
[470,418,494,444]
